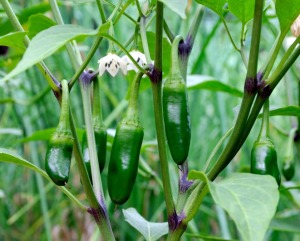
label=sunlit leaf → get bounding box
[189,171,279,241]
[276,0,300,33]
[0,32,27,50]
[158,0,187,19]
[194,0,226,16]
[0,21,111,83]
[227,0,255,24]
[123,208,168,241]
[28,13,56,39]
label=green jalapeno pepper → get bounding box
[45,79,73,186]
[108,72,144,205]
[251,100,280,186]
[163,36,191,165]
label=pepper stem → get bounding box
[171,36,184,76]
[93,77,105,129]
[57,79,71,133]
[258,99,270,140]
[125,72,144,123]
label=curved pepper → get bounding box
[45,79,73,186]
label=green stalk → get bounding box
[140,16,153,64]
[260,32,286,78]
[151,83,175,218]
[258,100,270,139]
[150,1,176,223]
[70,111,115,241]
[207,0,264,181]
[0,0,59,92]
[80,80,103,202]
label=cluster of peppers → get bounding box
[44,35,191,204]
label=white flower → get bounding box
[291,15,300,37]
[122,50,147,72]
[98,53,127,77]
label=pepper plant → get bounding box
[0,0,300,240]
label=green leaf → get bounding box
[276,0,300,33]
[0,148,49,180]
[28,14,56,39]
[227,0,255,24]
[123,208,168,241]
[0,21,111,83]
[189,172,279,241]
[0,148,85,209]
[187,75,243,97]
[158,0,187,19]
[194,0,226,16]
[258,106,300,118]
[0,32,27,50]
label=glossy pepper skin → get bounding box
[163,36,191,165]
[108,121,144,205]
[251,138,281,186]
[82,127,107,180]
[45,79,73,186]
[45,134,73,185]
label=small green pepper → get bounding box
[45,79,73,186]
[250,100,280,186]
[282,128,297,181]
[251,138,281,185]
[163,36,191,165]
[108,72,144,205]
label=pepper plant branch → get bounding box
[261,32,286,78]
[69,111,115,241]
[207,0,264,182]
[96,0,106,23]
[0,0,60,92]
[154,1,164,72]
[140,16,153,64]
[150,1,176,225]
[79,73,104,202]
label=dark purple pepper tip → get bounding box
[179,36,193,58]
[79,70,97,86]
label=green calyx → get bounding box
[45,79,73,186]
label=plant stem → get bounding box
[140,16,153,64]
[258,99,270,139]
[207,0,264,181]
[151,82,176,221]
[80,80,103,202]
[154,2,163,72]
[70,111,115,241]
[150,1,176,227]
